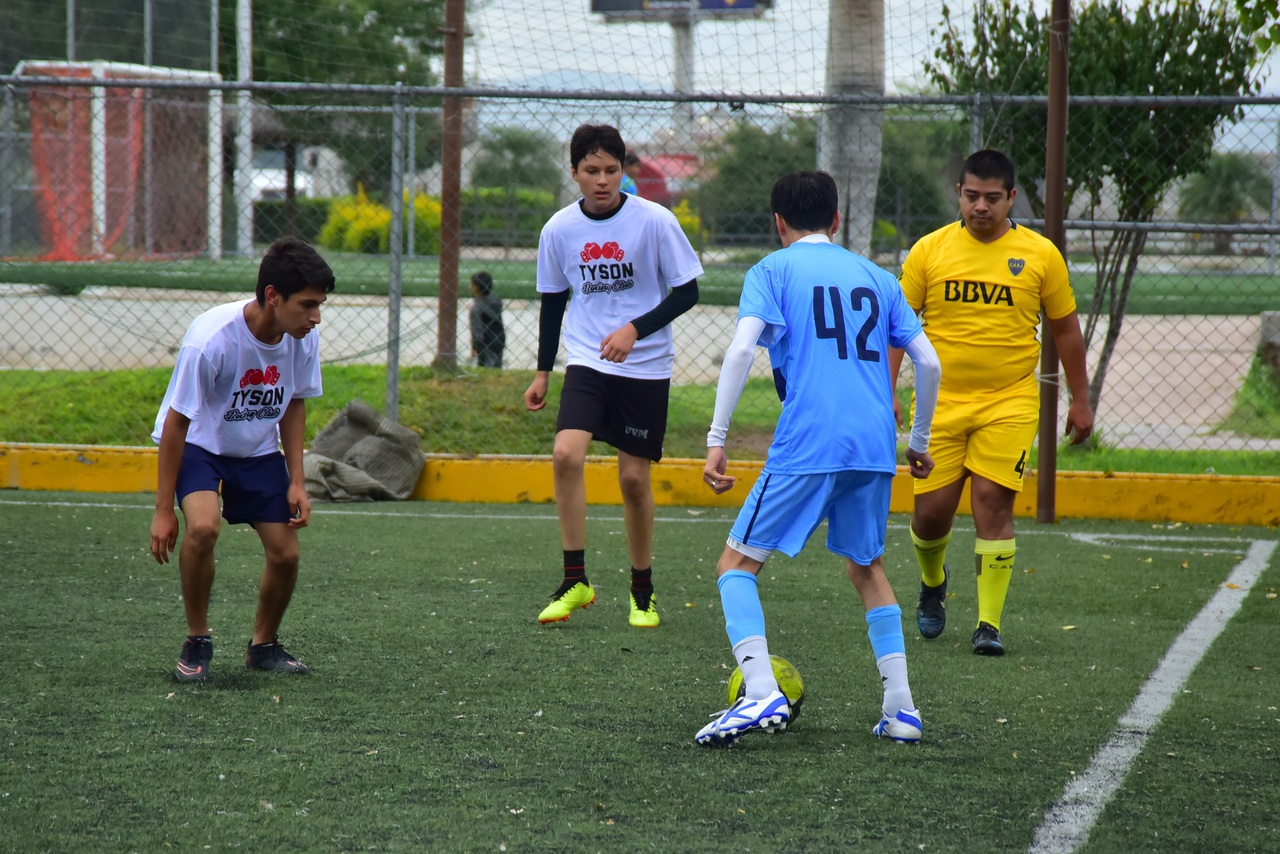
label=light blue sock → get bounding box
[718,569,766,646]
[866,604,913,715]
[865,604,906,659]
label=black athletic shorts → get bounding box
[555,365,670,462]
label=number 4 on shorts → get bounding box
[1014,450,1027,476]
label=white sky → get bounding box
[464,1,1280,152]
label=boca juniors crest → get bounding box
[1008,257,1025,276]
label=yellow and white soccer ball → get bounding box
[727,655,805,723]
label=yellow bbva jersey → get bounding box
[900,221,1076,399]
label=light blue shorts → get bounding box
[727,470,894,566]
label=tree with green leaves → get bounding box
[1236,0,1280,51]
[928,0,1261,414]
[1178,152,1272,254]
[217,0,446,198]
[470,127,561,195]
[697,117,817,244]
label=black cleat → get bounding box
[176,637,213,682]
[916,565,948,639]
[972,622,1005,656]
[246,637,309,674]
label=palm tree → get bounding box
[1178,152,1271,254]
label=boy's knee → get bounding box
[183,521,220,552]
[618,468,650,501]
[551,445,584,475]
[265,542,300,570]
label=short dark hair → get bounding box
[256,238,336,305]
[624,151,640,166]
[770,171,839,233]
[471,271,493,294]
[960,149,1016,193]
[570,124,626,170]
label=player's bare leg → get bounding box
[845,555,896,611]
[617,450,654,568]
[909,475,967,541]
[251,522,301,645]
[540,429,597,623]
[244,521,308,673]
[968,474,1018,654]
[551,429,593,550]
[173,490,220,681]
[618,449,658,626]
[177,490,222,636]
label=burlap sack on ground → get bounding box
[303,399,426,501]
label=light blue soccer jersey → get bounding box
[739,237,923,475]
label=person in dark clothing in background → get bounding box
[470,271,506,368]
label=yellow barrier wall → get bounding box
[2,443,1277,528]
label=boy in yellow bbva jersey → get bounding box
[888,150,1093,656]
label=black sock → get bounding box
[631,566,653,597]
[187,635,211,643]
[564,549,586,584]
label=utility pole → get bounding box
[436,0,466,372]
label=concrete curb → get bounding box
[3,443,1277,527]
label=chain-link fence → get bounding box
[1,75,1278,468]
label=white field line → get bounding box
[0,499,1261,546]
[1027,538,1278,854]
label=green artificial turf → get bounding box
[0,495,1276,852]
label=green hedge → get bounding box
[254,198,335,245]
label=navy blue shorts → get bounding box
[728,470,894,565]
[176,443,293,526]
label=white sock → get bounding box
[733,635,777,700]
[876,652,914,715]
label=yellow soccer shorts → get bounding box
[911,391,1039,494]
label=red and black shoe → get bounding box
[246,637,309,674]
[175,636,213,683]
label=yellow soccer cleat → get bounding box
[629,592,660,628]
[538,580,595,623]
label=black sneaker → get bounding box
[176,636,213,682]
[972,622,1005,656]
[916,565,949,639]
[245,637,309,674]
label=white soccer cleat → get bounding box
[695,690,791,747]
[872,708,923,743]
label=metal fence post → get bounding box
[406,107,416,260]
[1038,0,1070,525]
[0,87,13,258]
[1270,117,1279,276]
[970,92,984,153]
[386,85,406,423]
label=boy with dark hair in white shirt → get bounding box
[149,238,334,683]
[524,124,702,629]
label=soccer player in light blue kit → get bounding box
[696,171,942,747]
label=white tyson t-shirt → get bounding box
[151,298,323,458]
[537,193,704,379]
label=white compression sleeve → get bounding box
[707,315,767,447]
[902,332,941,454]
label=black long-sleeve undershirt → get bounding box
[535,279,699,372]
[631,279,698,340]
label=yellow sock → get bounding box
[911,529,952,588]
[975,538,1015,631]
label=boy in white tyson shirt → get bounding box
[524,124,703,628]
[149,238,334,683]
